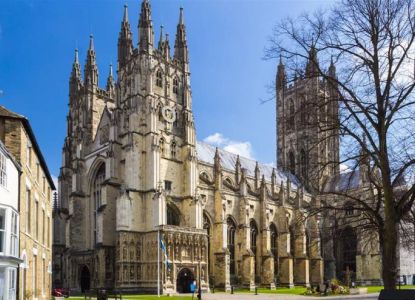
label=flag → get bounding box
[160,237,171,271]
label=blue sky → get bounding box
[0,0,332,181]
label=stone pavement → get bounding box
[202,293,379,300]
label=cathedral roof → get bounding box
[196,140,300,187]
[323,169,361,192]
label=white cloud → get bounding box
[52,175,59,191]
[340,163,351,173]
[203,132,226,146]
[203,133,255,159]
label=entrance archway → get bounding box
[176,268,194,293]
[335,226,357,281]
[80,265,91,293]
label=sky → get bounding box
[0,0,333,182]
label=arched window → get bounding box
[227,217,236,277]
[160,138,165,156]
[289,151,295,175]
[300,97,307,126]
[92,163,105,245]
[173,77,179,94]
[306,231,311,258]
[171,140,177,159]
[250,219,258,279]
[300,149,307,179]
[167,204,180,226]
[156,70,163,88]
[287,100,295,129]
[345,202,354,216]
[270,223,279,278]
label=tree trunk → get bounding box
[380,219,398,290]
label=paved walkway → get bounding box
[202,293,379,300]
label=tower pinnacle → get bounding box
[174,7,189,65]
[84,35,98,87]
[138,0,154,53]
[118,4,133,69]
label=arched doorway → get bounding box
[335,226,357,282]
[80,265,91,293]
[176,268,194,293]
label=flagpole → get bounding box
[157,228,160,298]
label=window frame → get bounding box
[0,151,6,188]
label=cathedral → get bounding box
[52,0,414,294]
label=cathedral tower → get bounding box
[57,1,206,293]
[276,48,340,191]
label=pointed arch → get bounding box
[90,162,106,246]
[226,216,237,277]
[288,150,295,175]
[270,222,279,278]
[155,69,163,87]
[170,139,177,159]
[172,76,179,94]
[167,203,180,226]
[300,148,308,179]
[287,99,295,129]
[250,219,259,280]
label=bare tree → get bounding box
[266,0,415,290]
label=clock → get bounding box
[161,106,176,123]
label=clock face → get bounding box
[161,106,176,123]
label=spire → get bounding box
[70,49,82,84]
[118,4,133,69]
[158,25,164,50]
[106,64,115,96]
[179,6,184,24]
[138,0,154,53]
[123,3,128,22]
[276,54,286,90]
[305,44,319,78]
[163,33,171,60]
[84,35,98,87]
[174,7,189,65]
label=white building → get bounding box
[0,139,21,300]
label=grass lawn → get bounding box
[365,285,415,294]
[68,296,192,300]
[66,285,415,299]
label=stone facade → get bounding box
[0,106,56,300]
[54,0,324,293]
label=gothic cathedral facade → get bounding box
[53,0,338,293]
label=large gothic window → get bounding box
[287,100,295,129]
[289,151,296,175]
[227,217,236,277]
[270,223,279,278]
[156,70,163,88]
[167,204,180,226]
[250,219,258,280]
[92,163,105,246]
[300,149,308,179]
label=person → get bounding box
[190,280,196,299]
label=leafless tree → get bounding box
[266,0,415,290]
